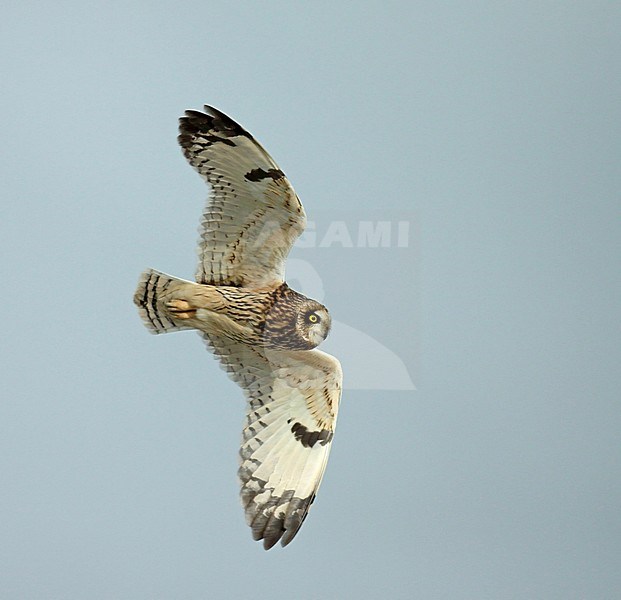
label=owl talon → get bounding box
[166,299,196,319]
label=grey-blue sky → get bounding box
[1,2,620,599]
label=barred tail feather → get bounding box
[133,269,192,334]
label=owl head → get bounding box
[296,301,332,348]
[263,287,332,350]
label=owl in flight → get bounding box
[134,105,342,549]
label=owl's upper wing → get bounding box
[178,106,306,288]
[202,332,342,549]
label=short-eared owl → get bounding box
[134,106,342,550]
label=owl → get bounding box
[133,105,342,550]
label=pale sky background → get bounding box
[2,2,620,599]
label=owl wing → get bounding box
[201,332,342,550]
[178,106,306,288]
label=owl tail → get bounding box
[133,269,193,334]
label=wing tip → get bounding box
[178,104,252,143]
[243,491,316,550]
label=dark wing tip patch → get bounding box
[203,105,252,138]
[239,469,318,550]
[178,105,253,151]
[254,493,316,550]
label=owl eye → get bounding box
[306,312,320,324]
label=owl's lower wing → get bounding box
[179,106,306,288]
[201,332,342,550]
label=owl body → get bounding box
[134,105,342,550]
[137,274,330,351]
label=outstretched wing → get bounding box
[178,106,306,288]
[202,332,342,549]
